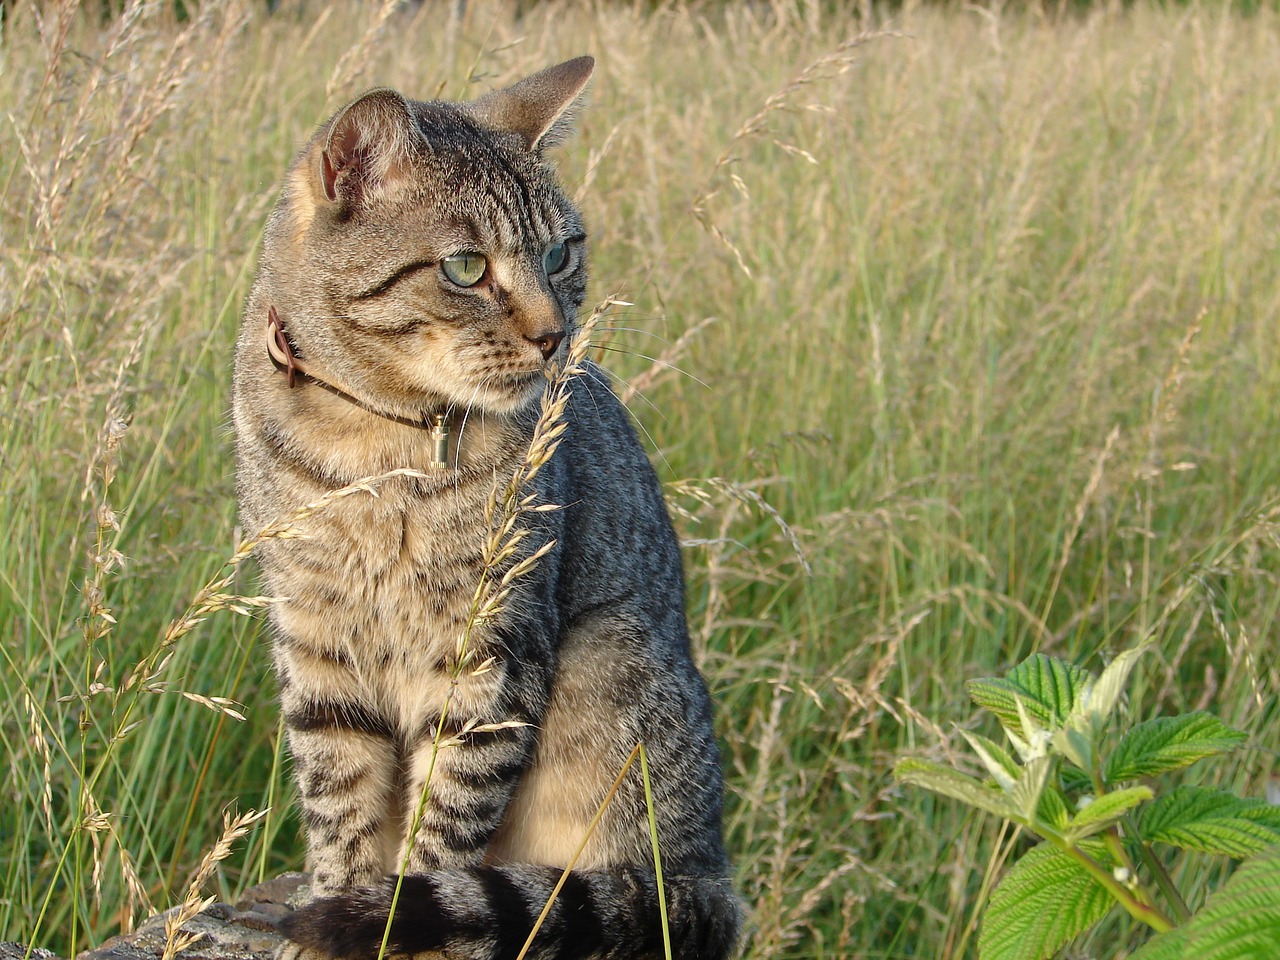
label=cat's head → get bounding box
[260,56,594,418]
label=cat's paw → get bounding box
[274,940,332,960]
[276,941,443,960]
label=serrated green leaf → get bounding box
[961,730,1022,795]
[1052,645,1149,772]
[979,841,1114,960]
[1052,716,1096,771]
[1079,644,1147,729]
[1128,843,1280,960]
[1012,755,1052,822]
[1139,786,1280,857]
[1107,713,1248,783]
[1064,786,1154,841]
[1037,785,1072,831]
[1061,766,1092,796]
[968,654,1093,732]
[1006,696,1052,764]
[894,758,1020,821]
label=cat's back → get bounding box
[550,365,688,633]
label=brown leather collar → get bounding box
[265,306,451,466]
[267,305,348,393]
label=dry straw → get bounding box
[159,808,269,960]
[691,28,897,277]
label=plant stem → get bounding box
[1088,771,1161,912]
[1130,830,1193,924]
[1060,842,1174,933]
[515,744,644,960]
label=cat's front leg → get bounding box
[396,650,551,872]
[278,645,400,895]
[400,715,538,872]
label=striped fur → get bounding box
[285,869,741,960]
[232,58,742,960]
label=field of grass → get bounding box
[3,1,1280,958]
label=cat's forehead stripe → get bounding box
[413,102,562,252]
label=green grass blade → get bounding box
[639,743,673,960]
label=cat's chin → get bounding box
[455,373,547,416]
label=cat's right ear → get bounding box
[319,89,417,207]
[470,56,595,153]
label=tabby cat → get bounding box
[232,57,742,960]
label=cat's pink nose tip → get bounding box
[528,330,565,360]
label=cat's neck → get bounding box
[263,304,529,478]
[265,305,460,467]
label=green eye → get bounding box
[442,252,487,287]
[542,241,569,276]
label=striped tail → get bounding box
[280,865,742,960]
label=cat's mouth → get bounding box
[468,369,547,410]
[496,370,546,393]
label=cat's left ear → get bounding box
[470,56,595,153]
[320,88,417,206]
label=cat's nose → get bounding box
[527,330,565,360]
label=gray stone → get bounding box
[34,873,313,960]
[2,943,65,960]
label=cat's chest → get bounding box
[266,476,497,665]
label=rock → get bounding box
[37,873,313,960]
[2,943,65,960]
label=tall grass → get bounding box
[3,2,1279,958]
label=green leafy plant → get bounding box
[895,648,1280,960]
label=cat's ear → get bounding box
[319,89,417,206]
[470,56,594,153]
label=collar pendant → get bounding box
[430,413,449,469]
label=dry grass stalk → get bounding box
[619,316,717,408]
[513,743,645,960]
[463,294,623,652]
[24,694,55,837]
[1214,607,1264,714]
[326,0,405,101]
[160,807,268,960]
[80,413,129,653]
[668,475,810,651]
[573,121,623,206]
[690,29,896,275]
[834,608,932,746]
[1041,424,1123,624]
[1136,310,1206,637]
[114,840,153,936]
[1144,309,1206,464]
[82,795,112,907]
